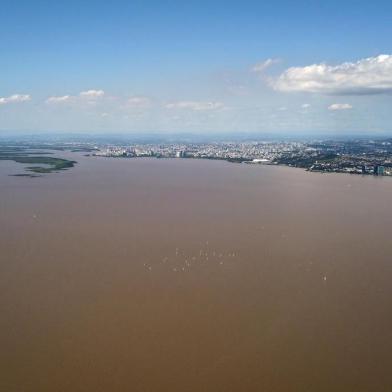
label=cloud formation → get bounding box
[46,90,105,104]
[126,96,151,108]
[328,103,353,111]
[79,89,105,98]
[252,58,279,73]
[273,55,392,95]
[46,95,71,104]
[0,94,31,105]
[165,101,224,111]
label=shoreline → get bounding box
[92,154,390,178]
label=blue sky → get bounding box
[1,0,392,134]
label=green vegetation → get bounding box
[0,146,76,175]
[14,156,75,173]
[276,153,338,168]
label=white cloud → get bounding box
[273,54,392,95]
[301,103,311,109]
[328,103,353,111]
[46,95,71,104]
[126,96,151,108]
[46,90,105,104]
[79,89,105,98]
[0,94,31,105]
[165,101,225,111]
[252,58,279,73]
[46,90,106,105]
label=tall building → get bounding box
[374,165,385,176]
[175,150,186,158]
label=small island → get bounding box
[0,145,76,176]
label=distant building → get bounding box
[252,158,269,164]
[374,165,385,176]
[175,150,186,158]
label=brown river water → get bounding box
[1,154,392,392]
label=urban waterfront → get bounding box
[94,138,392,176]
[2,136,392,177]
